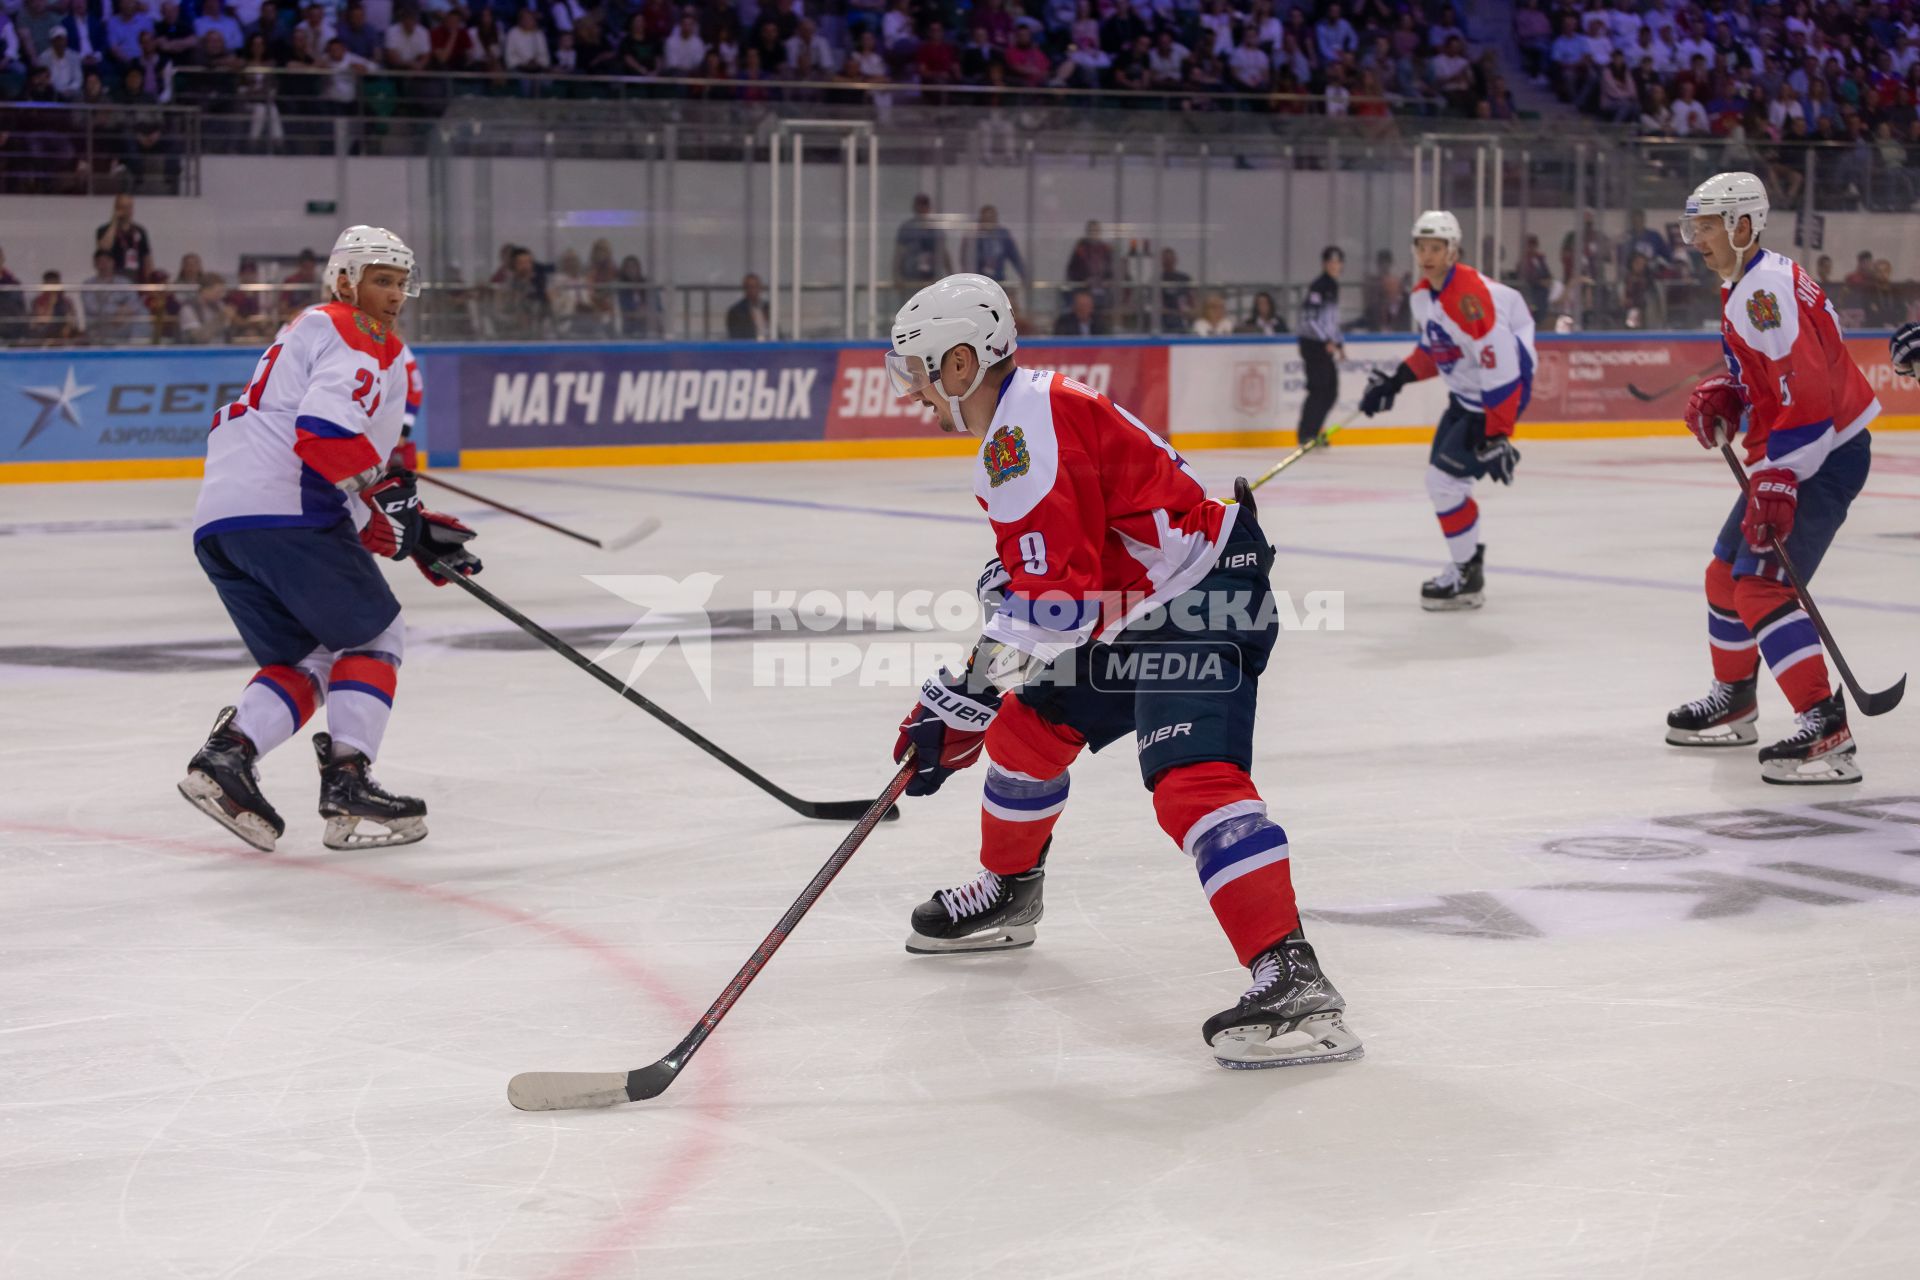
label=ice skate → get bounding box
[1421,544,1485,611]
[1203,929,1364,1069]
[1759,694,1861,785]
[1665,676,1760,747]
[177,707,285,853]
[905,843,1046,954]
[313,733,428,849]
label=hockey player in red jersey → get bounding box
[1357,210,1535,610]
[179,226,483,851]
[1666,173,1878,784]
[882,274,1362,1070]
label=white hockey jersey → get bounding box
[193,303,409,542]
[1406,263,1538,435]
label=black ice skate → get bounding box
[905,842,1047,955]
[1758,694,1861,786]
[1665,676,1759,747]
[313,732,428,849]
[1420,544,1485,611]
[1202,929,1364,1070]
[178,707,286,853]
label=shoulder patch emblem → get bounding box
[1458,292,1484,323]
[1746,289,1782,332]
[982,425,1031,488]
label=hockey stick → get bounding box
[1245,412,1356,495]
[1628,361,1723,404]
[419,472,660,551]
[433,564,900,821]
[1718,443,1906,716]
[507,757,917,1111]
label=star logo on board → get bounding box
[586,572,723,700]
[17,367,94,451]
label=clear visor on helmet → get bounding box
[885,351,936,399]
[1678,214,1709,246]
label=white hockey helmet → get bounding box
[887,274,1018,428]
[325,224,419,299]
[1410,209,1462,252]
[1681,172,1768,249]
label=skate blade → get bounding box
[1211,1011,1365,1070]
[904,923,1036,955]
[1665,716,1759,748]
[1421,592,1484,612]
[178,773,277,853]
[322,814,428,850]
[1761,751,1863,786]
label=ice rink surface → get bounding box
[5,435,1920,1279]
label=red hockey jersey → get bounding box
[1720,248,1878,477]
[975,368,1233,663]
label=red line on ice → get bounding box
[4,820,727,1279]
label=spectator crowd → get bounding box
[1,0,1502,133]
[1517,0,1920,209]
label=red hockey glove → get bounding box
[893,669,1001,797]
[389,438,419,472]
[1684,375,1745,450]
[1742,467,1798,551]
[411,509,482,585]
[358,472,422,560]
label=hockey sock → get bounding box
[979,695,1084,875]
[1152,761,1299,966]
[324,618,404,760]
[1426,465,1480,562]
[1736,575,1832,712]
[231,654,326,756]
[1705,558,1761,683]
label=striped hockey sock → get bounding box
[1153,761,1300,966]
[1705,558,1761,684]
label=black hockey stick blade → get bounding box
[508,760,917,1111]
[1716,444,1907,717]
[1853,675,1907,718]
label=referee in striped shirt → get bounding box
[1297,246,1346,446]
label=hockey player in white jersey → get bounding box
[179,226,481,852]
[1356,210,1537,609]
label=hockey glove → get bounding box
[1475,433,1521,485]
[1742,467,1797,551]
[893,668,1001,797]
[976,556,1011,619]
[1684,375,1745,450]
[411,510,483,585]
[358,471,423,560]
[1358,363,1413,417]
[1892,322,1920,379]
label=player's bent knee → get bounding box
[1151,760,1263,849]
[1732,573,1797,632]
[984,694,1085,780]
[1425,463,1472,507]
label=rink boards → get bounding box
[5,331,1917,482]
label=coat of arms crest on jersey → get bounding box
[982,425,1031,487]
[1746,289,1783,332]
[355,312,388,341]
[1459,292,1485,323]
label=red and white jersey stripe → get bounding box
[975,367,1234,663]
